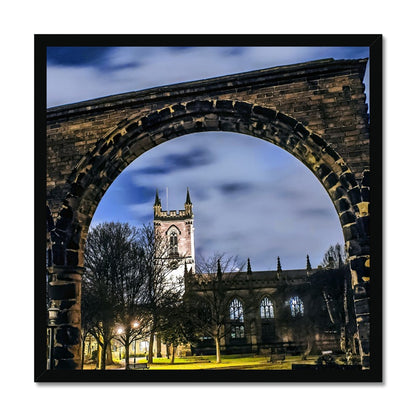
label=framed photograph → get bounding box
[35,34,382,382]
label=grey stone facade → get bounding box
[186,265,356,356]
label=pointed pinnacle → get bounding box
[306,254,312,271]
[277,256,282,273]
[185,187,192,204]
[217,259,222,277]
[247,258,252,274]
[154,189,161,206]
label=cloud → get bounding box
[47,46,116,66]
[109,131,344,270]
[49,47,362,269]
[47,46,369,107]
[218,182,254,195]
[296,207,334,218]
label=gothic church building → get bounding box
[154,189,357,357]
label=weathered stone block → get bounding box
[335,197,351,213]
[252,105,276,120]
[55,206,73,230]
[317,163,331,179]
[234,101,252,117]
[215,100,234,111]
[339,171,357,190]
[361,187,370,202]
[354,298,369,315]
[347,186,362,205]
[323,172,339,189]
[340,210,356,226]
[56,326,81,345]
[170,103,187,116]
[186,100,214,113]
[49,282,76,300]
[294,123,310,138]
[276,111,297,128]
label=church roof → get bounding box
[192,268,318,288]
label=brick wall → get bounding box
[47,58,368,219]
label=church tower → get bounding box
[153,188,195,289]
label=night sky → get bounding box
[47,46,369,270]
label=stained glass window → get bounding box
[169,230,178,257]
[230,298,244,322]
[231,325,245,339]
[260,297,274,319]
[289,296,304,317]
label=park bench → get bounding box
[192,356,211,362]
[130,362,148,370]
[270,353,286,363]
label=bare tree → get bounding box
[159,301,193,364]
[82,222,148,370]
[186,253,246,363]
[320,243,346,269]
[137,224,184,364]
[321,243,357,352]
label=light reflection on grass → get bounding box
[145,355,319,370]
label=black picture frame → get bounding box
[35,34,382,383]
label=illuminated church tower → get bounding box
[153,188,195,289]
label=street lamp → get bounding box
[132,322,139,366]
[47,301,59,370]
[116,327,124,361]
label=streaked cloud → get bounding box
[49,46,368,270]
[47,46,369,107]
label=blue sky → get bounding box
[47,46,369,270]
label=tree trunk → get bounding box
[100,340,107,370]
[148,330,155,364]
[156,335,162,357]
[105,342,113,365]
[166,343,170,360]
[171,345,176,364]
[340,325,346,353]
[125,338,130,370]
[322,290,335,324]
[304,334,314,357]
[215,336,221,363]
[81,336,86,370]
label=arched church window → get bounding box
[230,325,245,339]
[229,298,244,340]
[289,296,304,317]
[260,297,274,319]
[229,298,244,322]
[169,230,179,257]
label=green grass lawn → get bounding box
[84,354,354,370]
[142,354,320,370]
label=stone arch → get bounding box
[49,99,370,368]
[165,224,181,236]
[55,99,366,257]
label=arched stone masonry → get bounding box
[48,99,370,369]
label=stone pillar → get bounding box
[348,172,371,369]
[349,255,370,369]
[48,266,83,369]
